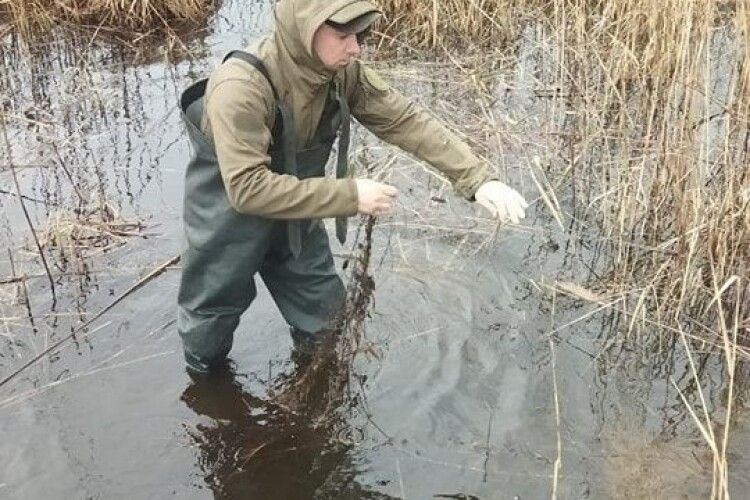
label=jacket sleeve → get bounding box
[204,68,359,219]
[346,61,495,200]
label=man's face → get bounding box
[312,22,362,70]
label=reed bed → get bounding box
[376,0,539,50]
[377,1,747,497]
[0,0,216,34]
[376,0,748,356]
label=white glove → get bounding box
[474,180,528,224]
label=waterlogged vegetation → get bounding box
[0,0,747,498]
[380,1,749,340]
[377,3,749,495]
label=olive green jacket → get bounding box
[201,0,494,219]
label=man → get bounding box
[177,0,528,374]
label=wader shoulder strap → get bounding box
[180,79,207,114]
[334,80,351,245]
[223,50,279,101]
[222,50,297,174]
[223,50,301,257]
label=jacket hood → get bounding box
[242,0,381,146]
[273,0,379,81]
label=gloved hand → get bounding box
[474,180,528,224]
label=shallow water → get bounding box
[1,2,748,498]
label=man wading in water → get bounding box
[177,0,528,375]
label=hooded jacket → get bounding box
[200,0,495,219]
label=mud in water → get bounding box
[1,1,748,498]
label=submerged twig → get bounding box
[0,188,51,205]
[5,248,35,332]
[482,405,493,483]
[0,254,180,389]
[550,337,561,499]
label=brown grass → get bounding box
[375,0,544,50]
[376,0,749,346]
[0,0,216,34]
[375,0,749,353]
[376,1,748,498]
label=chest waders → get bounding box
[177,51,351,373]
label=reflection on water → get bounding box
[181,360,396,499]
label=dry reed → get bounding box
[376,0,748,357]
[376,0,538,50]
[0,0,216,34]
[377,1,747,497]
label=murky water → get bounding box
[1,2,748,498]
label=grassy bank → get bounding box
[376,1,748,497]
[0,0,216,34]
